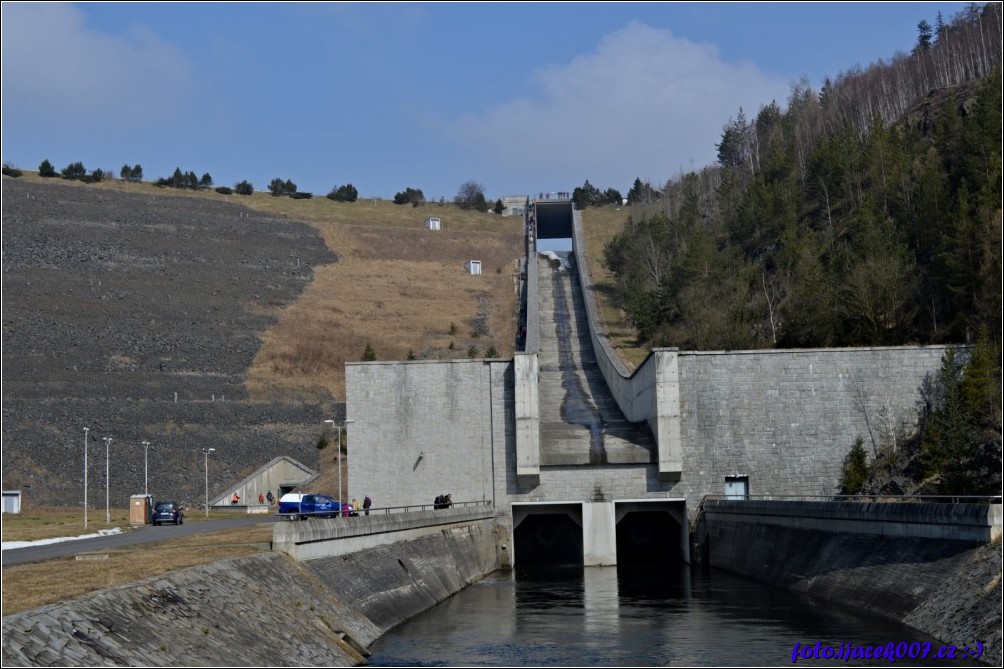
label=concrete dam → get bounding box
[345,196,965,568]
[4,197,1000,665]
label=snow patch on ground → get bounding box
[2,527,124,551]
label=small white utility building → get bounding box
[425,217,441,231]
[465,260,482,275]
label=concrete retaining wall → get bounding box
[273,506,496,561]
[347,359,506,510]
[2,522,501,667]
[700,500,1002,660]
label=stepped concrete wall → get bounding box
[2,523,500,667]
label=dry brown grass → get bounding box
[579,206,650,370]
[244,203,523,400]
[1,506,260,543]
[2,507,133,542]
[8,171,524,402]
[1,524,272,616]
[8,172,644,390]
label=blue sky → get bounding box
[2,2,973,202]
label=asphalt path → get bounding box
[1,515,278,567]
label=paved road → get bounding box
[1,515,278,567]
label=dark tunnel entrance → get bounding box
[615,507,687,566]
[514,512,584,566]
[534,200,574,240]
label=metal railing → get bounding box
[700,493,1003,505]
[276,499,493,520]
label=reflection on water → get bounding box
[368,565,977,667]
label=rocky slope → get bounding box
[2,178,339,507]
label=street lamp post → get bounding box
[324,419,354,507]
[102,437,112,523]
[83,427,89,529]
[142,441,152,496]
[203,448,215,518]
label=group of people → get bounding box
[433,493,453,509]
[344,496,372,516]
[230,491,276,506]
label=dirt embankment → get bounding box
[2,178,339,507]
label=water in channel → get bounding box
[367,565,978,667]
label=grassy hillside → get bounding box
[1,173,522,507]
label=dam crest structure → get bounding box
[344,195,975,567]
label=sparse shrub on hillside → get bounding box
[486,345,499,358]
[269,178,297,197]
[362,343,377,361]
[38,159,56,177]
[572,180,623,208]
[393,187,425,207]
[3,163,23,177]
[156,168,204,190]
[467,345,480,358]
[120,164,143,182]
[493,198,504,214]
[215,186,234,195]
[234,180,254,196]
[290,192,313,199]
[61,162,87,180]
[316,434,329,450]
[327,184,358,202]
[80,168,104,183]
[200,173,213,188]
[454,180,487,211]
[448,322,457,336]
[407,349,417,360]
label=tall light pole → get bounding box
[142,441,152,496]
[203,448,215,518]
[102,437,112,523]
[324,419,354,506]
[83,427,89,529]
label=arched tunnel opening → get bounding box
[514,513,584,566]
[615,510,686,566]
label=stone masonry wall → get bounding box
[677,346,949,499]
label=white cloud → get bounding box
[447,21,791,191]
[1,3,195,130]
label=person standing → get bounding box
[258,491,264,505]
[363,495,372,516]
[266,490,274,505]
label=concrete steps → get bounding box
[535,253,655,466]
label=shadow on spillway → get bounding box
[550,265,607,465]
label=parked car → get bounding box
[152,501,184,525]
[277,493,342,520]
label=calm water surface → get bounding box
[368,566,979,667]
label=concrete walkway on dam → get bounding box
[536,252,655,466]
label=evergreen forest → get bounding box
[602,5,1001,352]
[599,5,1002,495]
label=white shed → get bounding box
[425,217,441,231]
[3,490,22,514]
[465,260,482,275]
